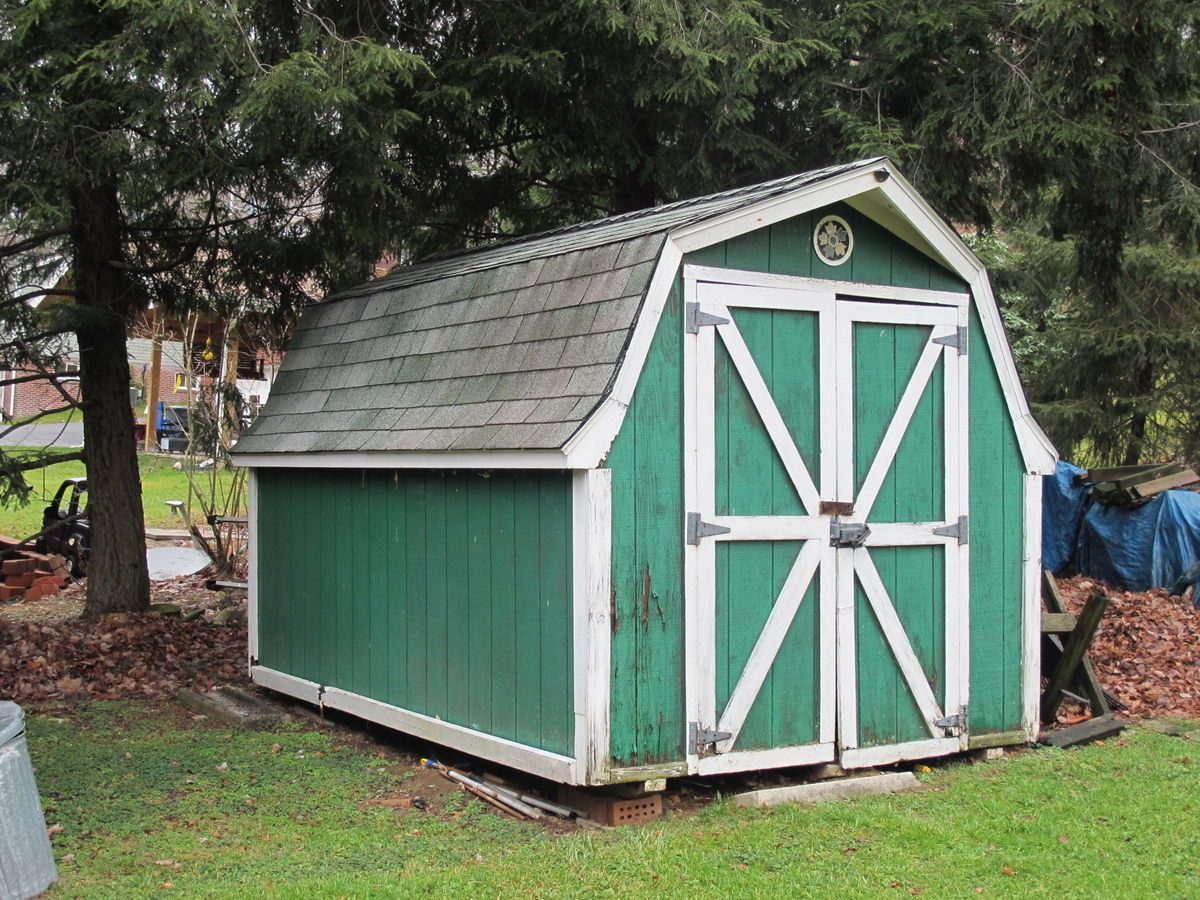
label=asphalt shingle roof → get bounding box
[233,159,880,455]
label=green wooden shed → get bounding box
[232,159,1056,786]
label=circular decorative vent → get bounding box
[813,215,853,267]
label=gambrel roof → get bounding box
[233,160,867,456]
[233,158,1056,474]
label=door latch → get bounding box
[830,519,871,548]
[689,722,732,755]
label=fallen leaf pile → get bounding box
[1057,576,1200,719]
[0,612,246,707]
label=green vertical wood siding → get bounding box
[968,309,1026,734]
[852,321,946,747]
[713,307,822,751]
[606,276,687,767]
[256,468,573,756]
[607,201,1027,765]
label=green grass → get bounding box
[8,408,82,426]
[27,702,1200,898]
[0,453,239,539]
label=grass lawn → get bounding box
[0,453,240,539]
[27,702,1200,898]
[7,408,82,426]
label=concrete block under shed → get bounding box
[734,771,920,808]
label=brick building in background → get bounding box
[2,326,280,438]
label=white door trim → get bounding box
[685,273,971,773]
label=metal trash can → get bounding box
[0,702,57,900]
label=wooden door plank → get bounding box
[716,540,822,749]
[855,551,946,735]
[854,334,944,520]
[716,313,820,513]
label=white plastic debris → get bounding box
[146,546,212,581]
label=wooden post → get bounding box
[143,307,162,453]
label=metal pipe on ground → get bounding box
[479,779,582,819]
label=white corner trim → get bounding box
[247,469,259,668]
[1021,473,1044,741]
[232,449,572,470]
[251,665,578,783]
[572,469,612,785]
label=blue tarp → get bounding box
[1042,461,1089,575]
[1043,460,1200,603]
[1078,491,1200,596]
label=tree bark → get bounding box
[71,179,151,615]
[1122,361,1156,467]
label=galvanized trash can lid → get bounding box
[0,700,25,747]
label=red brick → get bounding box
[23,576,63,601]
[5,572,34,588]
[1,557,34,576]
[0,584,26,601]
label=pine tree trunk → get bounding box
[1122,361,1156,467]
[71,180,151,616]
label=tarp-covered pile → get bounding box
[1044,461,1200,602]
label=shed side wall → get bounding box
[606,202,1025,767]
[256,468,574,756]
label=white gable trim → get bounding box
[565,159,1056,476]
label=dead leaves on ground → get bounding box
[1058,576,1200,718]
[0,612,246,707]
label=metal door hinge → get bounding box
[936,707,968,735]
[687,512,731,545]
[830,519,871,548]
[685,302,730,334]
[933,515,969,545]
[932,326,968,354]
[689,722,732,755]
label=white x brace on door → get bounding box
[683,266,970,775]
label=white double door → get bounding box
[683,271,971,774]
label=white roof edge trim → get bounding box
[569,158,1057,475]
[232,449,573,470]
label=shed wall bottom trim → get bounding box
[840,737,961,769]
[250,666,578,784]
[695,743,835,776]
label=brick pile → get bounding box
[0,550,71,602]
